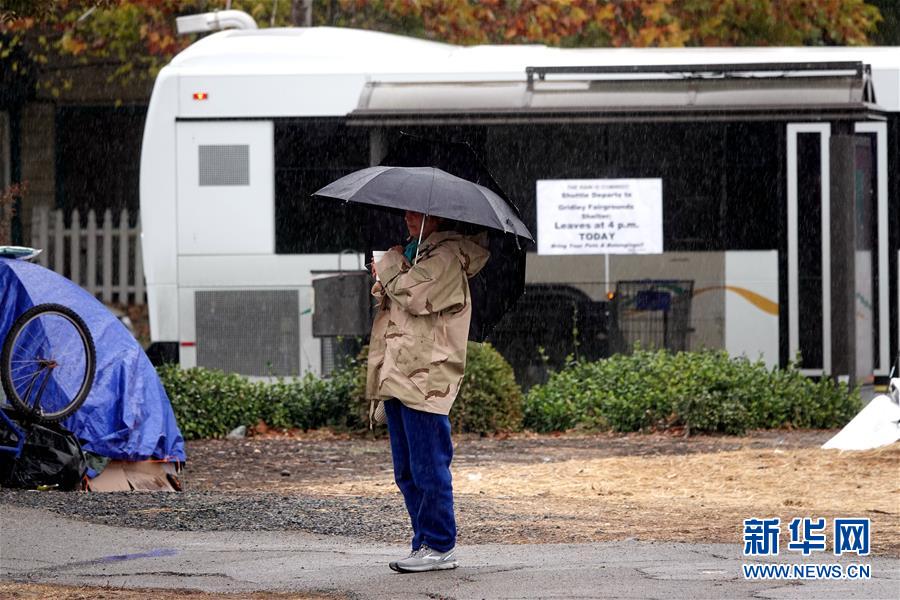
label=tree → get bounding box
[868,0,900,44]
[0,0,886,98]
[0,182,26,246]
[327,0,883,47]
[2,1,200,98]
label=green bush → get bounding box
[159,342,523,439]
[158,360,365,440]
[302,362,365,430]
[157,364,262,440]
[453,342,524,433]
[523,349,859,435]
[352,342,524,434]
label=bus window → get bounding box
[274,120,369,254]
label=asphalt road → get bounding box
[2,505,898,599]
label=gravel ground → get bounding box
[0,489,532,545]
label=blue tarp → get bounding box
[0,259,185,468]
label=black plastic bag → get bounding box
[0,412,87,491]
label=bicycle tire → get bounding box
[1,303,96,423]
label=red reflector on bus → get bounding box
[192,92,208,100]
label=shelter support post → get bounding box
[829,129,858,386]
[369,128,387,167]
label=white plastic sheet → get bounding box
[823,379,900,451]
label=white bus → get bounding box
[140,12,899,385]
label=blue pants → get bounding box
[384,399,457,552]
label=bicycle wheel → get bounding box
[1,303,96,422]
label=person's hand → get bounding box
[389,245,404,254]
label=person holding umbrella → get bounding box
[313,164,532,572]
[368,209,489,573]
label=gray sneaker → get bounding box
[389,545,458,573]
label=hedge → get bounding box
[158,362,362,440]
[452,342,523,433]
[161,348,859,440]
[522,349,860,435]
[351,341,524,434]
[159,341,523,439]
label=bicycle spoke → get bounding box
[11,369,43,386]
[12,343,50,362]
[49,346,87,366]
[19,325,45,351]
[9,364,42,376]
[10,356,44,365]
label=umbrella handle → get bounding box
[414,215,427,265]
[415,168,435,266]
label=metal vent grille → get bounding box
[320,337,337,377]
[198,144,250,186]
[195,290,300,376]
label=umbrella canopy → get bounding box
[314,160,533,341]
[0,259,185,468]
[366,132,523,249]
[314,166,532,241]
[379,133,513,205]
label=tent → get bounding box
[0,258,185,486]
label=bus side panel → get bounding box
[140,69,180,342]
[725,250,779,368]
[178,74,367,118]
[175,121,274,255]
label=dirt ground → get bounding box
[0,582,340,600]
[5,430,898,599]
[183,429,900,557]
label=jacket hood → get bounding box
[422,231,490,278]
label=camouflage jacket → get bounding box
[366,231,490,416]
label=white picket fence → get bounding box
[29,207,145,305]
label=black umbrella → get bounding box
[314,166,532,241]
[379,133,512,204]
[313,166,532,341]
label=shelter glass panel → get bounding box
[854,134,877,376]
[723,123,781,249]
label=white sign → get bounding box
[536,179,663,255]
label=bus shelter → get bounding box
[341,62,894,387]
